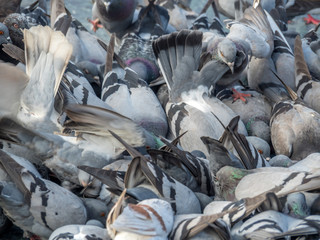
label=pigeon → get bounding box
[107,131,202,214]
[118,32,160,83]
[0,150,87,239]
[135,0,170,38]
[231,210,320,239]
[300,25,320,80]
[205,36,250,92]
[295,35,320,113]
[153,29,248,157]
[49,224,110,240]
[0,23,19,65]
[101,63,168,137]
[18,25,72,133]
[20,0,48,27]
[227,1,296,98]
[110,197,174,239]
[170,190,280,239]
[192,13,251,99]
[3,13,29,50]
[90,0,138,37]
[66,18,107,64]
[2,1,47,49]
[245,136,270,158]
[283,192,310,218]
[270,83,320,160]
[235,167,320,200]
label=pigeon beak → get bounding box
[227,62,234,74]
[93,76,101,86]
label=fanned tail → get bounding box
[22,26,73,116]
[152,30,203,93]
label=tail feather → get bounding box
[175,30,189,62]
[185,30,202,71]
[153,34,173,90]
[22,26,72,118]
[153,30,203,94]
[167,32,178,83]
[294,35,312,90]
[244,5,273,47]
[50,0,67,29]
[24,25,73,97]
[64,104,146,147]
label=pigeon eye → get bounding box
[219,50,225,58]
[13,23,19,29]
[0,31,3,35]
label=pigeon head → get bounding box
[217,39,237,74]
[0,23,11,45]
[3,13,29,49]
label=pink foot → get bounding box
[304,14,320,25]
[87,18,103,32]
[231,88,251,103]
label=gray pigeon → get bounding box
[227,1,296,99]
[0,150,87,239]
[3,13,29,50]
[0,23,19,65]
[101,65,168,137]
[294,34,320,113]
[49,224,110,240]
[231,210,320,239]
[270,90,320,160]
[90,0,137,37]
[153,29,248,157]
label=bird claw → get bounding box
[303,14,320,25]
[231,88,251,103]
[87,18,103,32]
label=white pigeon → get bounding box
[0,25,72,133]
[107,190,174,240]
[49,224,110,240]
